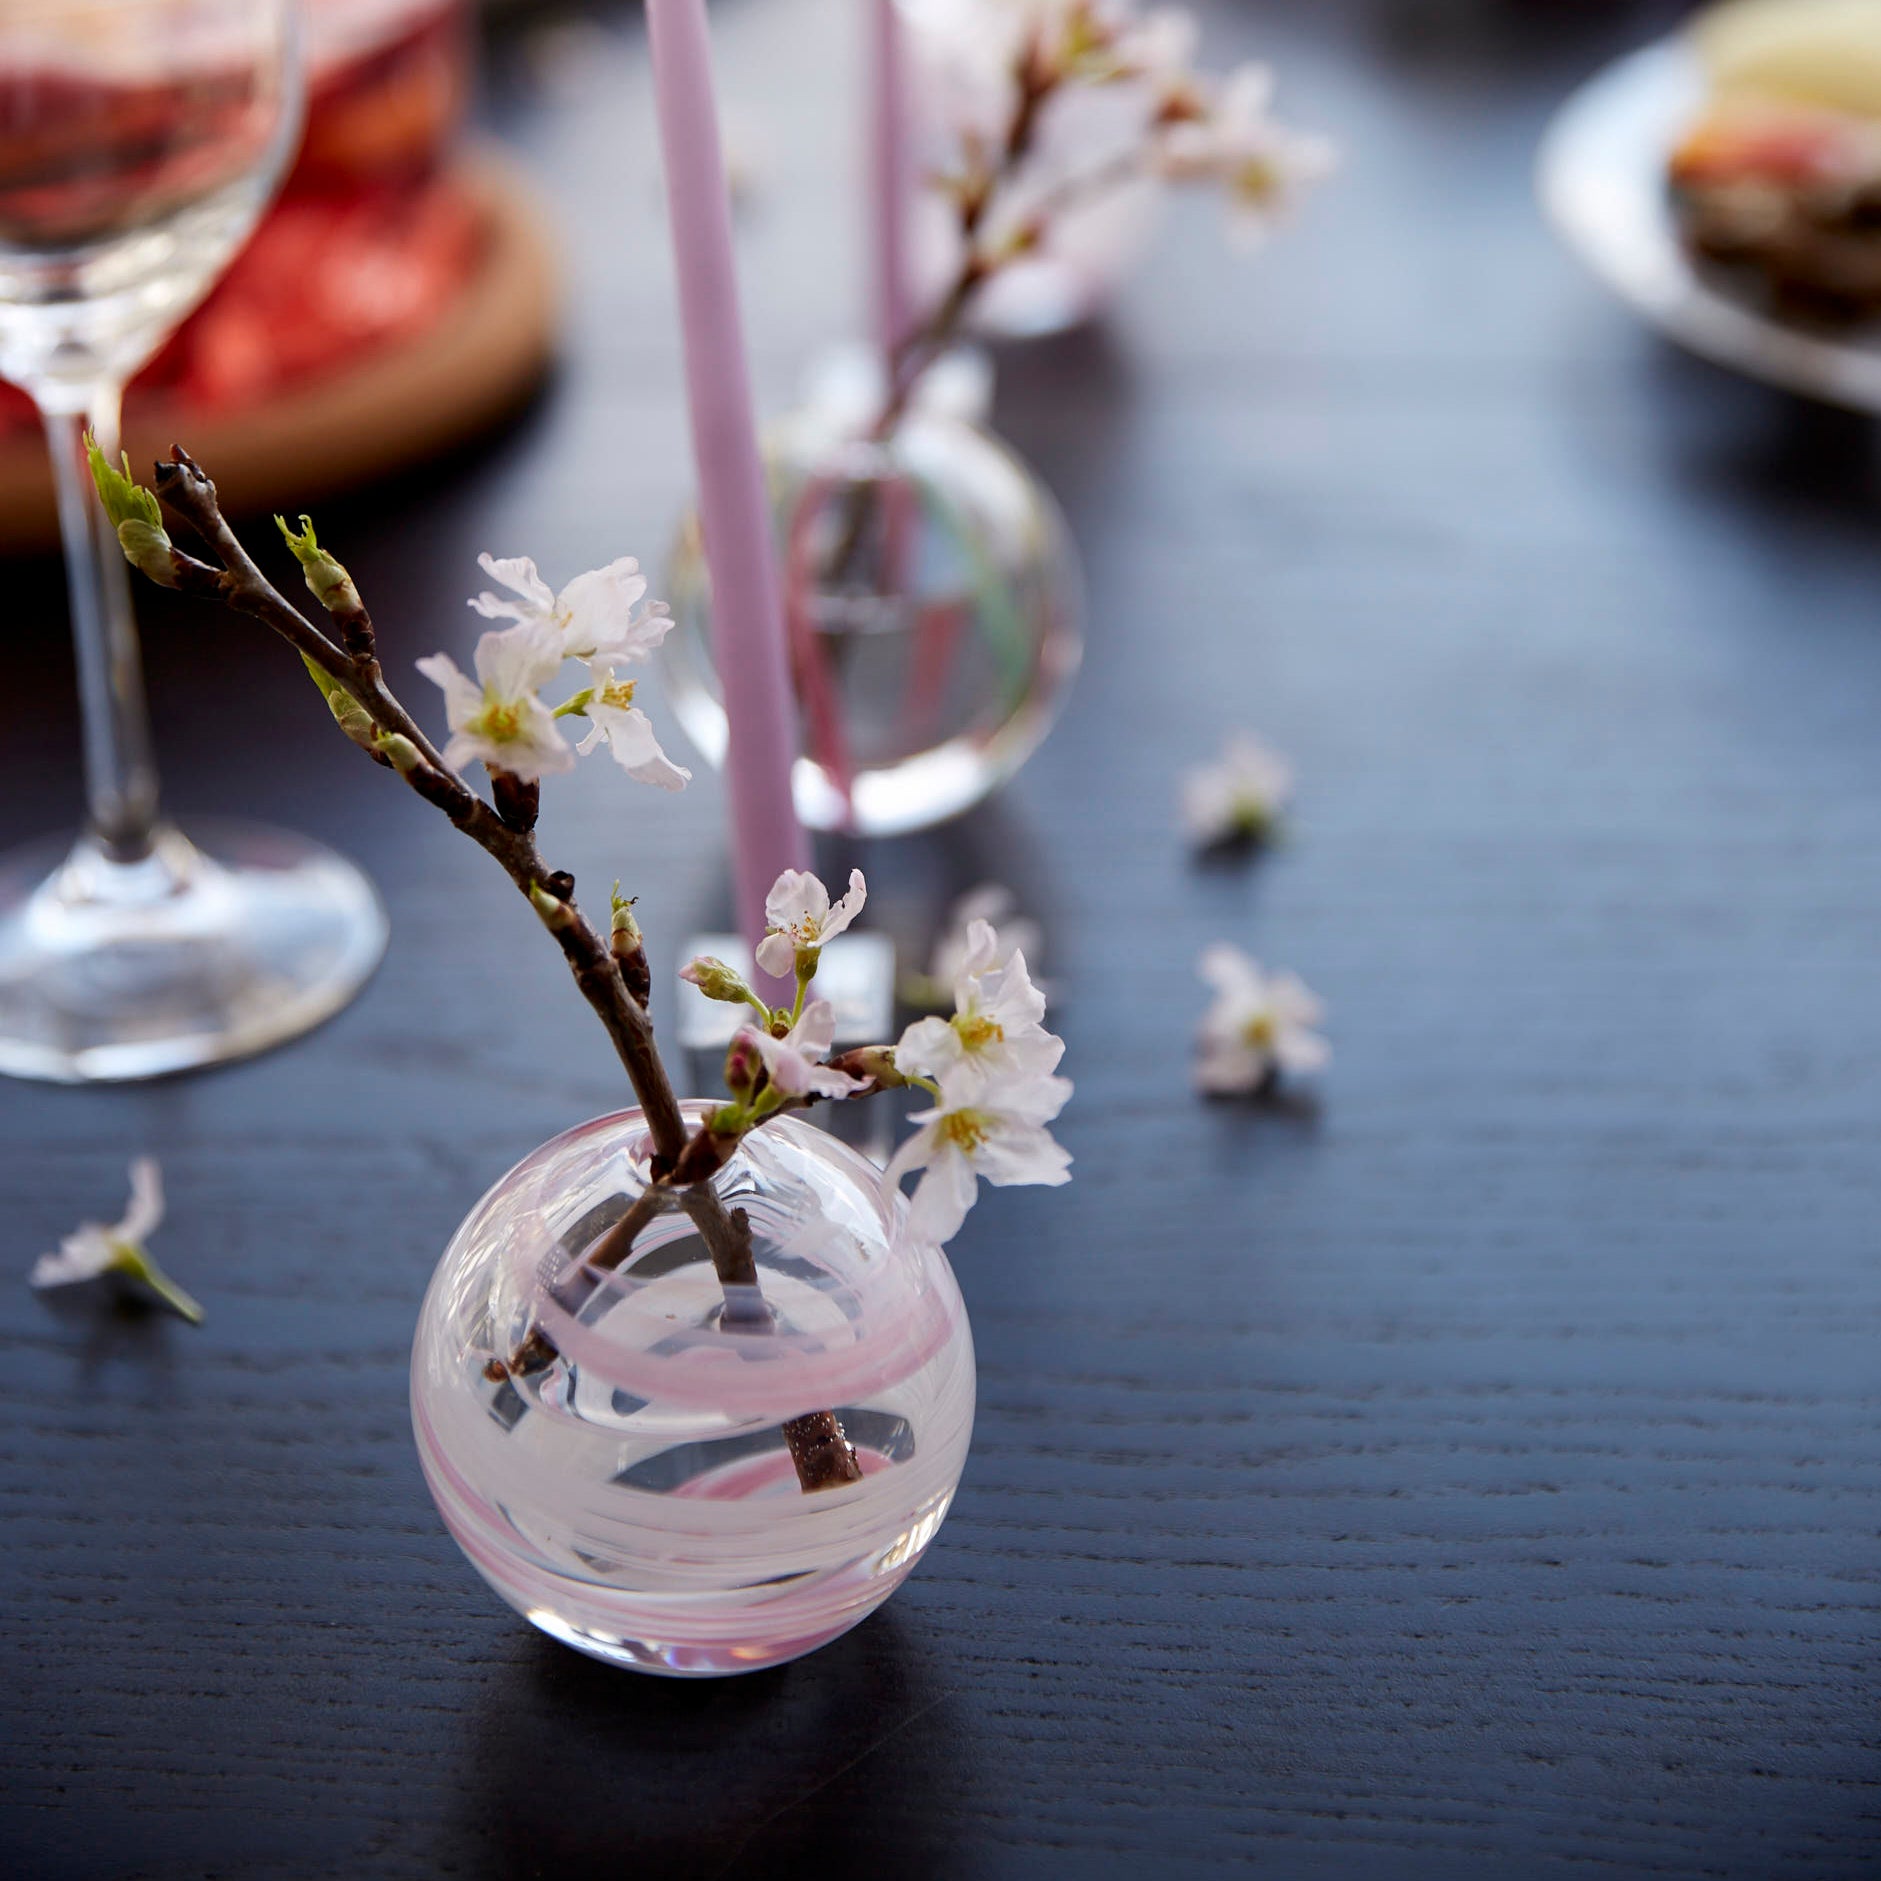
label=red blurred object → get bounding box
[1670,98,1881,190]
[0,0,477,434]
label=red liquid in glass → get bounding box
[0,0,475,425]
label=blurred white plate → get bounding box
[1537,39,1881,412]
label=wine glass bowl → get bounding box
[0,0,300,398]
[0,0,386,1084]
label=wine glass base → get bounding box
[0,818,387,1084]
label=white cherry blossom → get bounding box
[1182,731,1293,846]
[1195,943,1329,1095]
[574,657,691,792]
[416,620,572,782]
[470,552,674,662]
[32,1158,202,1323]
[738,1000,868,1100]
[756,868,868,979]
[1121,7,1202,105]
[898,918,1065,1095]
[923,884,1044,995]
[886,1066,1074,1246]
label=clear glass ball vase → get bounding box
[410,1105,975,1677]
[661,386,1083,836]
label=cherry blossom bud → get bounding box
[275,514,363,620]
[374,733,424,774]
[723,1033,762,1100]
[117,518,179,587]
[529,883,575,932]
[298,654,381,757]
[86,438,177,587]
[611,889,650,1007]
[610,888,643,952]
[376,734,454,811]
[829,1044,906,1090]
[329,692,380,755]
[681,955,756,1005]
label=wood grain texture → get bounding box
[3,1,1878,1876]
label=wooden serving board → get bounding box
[0,147,558,553]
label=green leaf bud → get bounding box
[85,437,175,583]
[275,513,362,617]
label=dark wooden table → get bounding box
[6,1,1879,1874]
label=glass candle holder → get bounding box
[410,1104,975,1677]
[662,372,1083,836]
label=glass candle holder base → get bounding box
[0,817,386,1083]
[411,1105,975,1677]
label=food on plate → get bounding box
[1669,0,1881,310]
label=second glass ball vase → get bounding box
[662,403,1083,835]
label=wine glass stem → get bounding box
[42,388,161,862]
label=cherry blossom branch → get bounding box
[877,5,1332,440]
[815,7,1330,600]
[876,31,1062,435]
[96,445,863,1489]
[150,450,698,1146]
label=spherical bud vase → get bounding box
[410,1104,975,1676]
[660,353,1083,836]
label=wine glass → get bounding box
[0,0,385,1083]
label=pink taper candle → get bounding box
[869,0,913,360]
[645,0,811,958]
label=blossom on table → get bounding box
[756,868,869,979]
[1194,943,1329,1095]
[573,657,691,792]
[897,918,1065,1096]
[416,620,572,782]
[470,552,674,663]
[886,1065,1075,1245]
[917,884,1045,1003]
[738,1000,870,1100]
[31,1158,203,1324]
[1121,6,1203,106]
[1182,731,1293,847]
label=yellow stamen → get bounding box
[474,697,524,744]
[938,1110,990,1155]
[953,1012,1005,1052]
[1234,158,1280,206]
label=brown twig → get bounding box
[811,29,1074,597]
[154,450,696,1161]
[878,28,1063,433]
